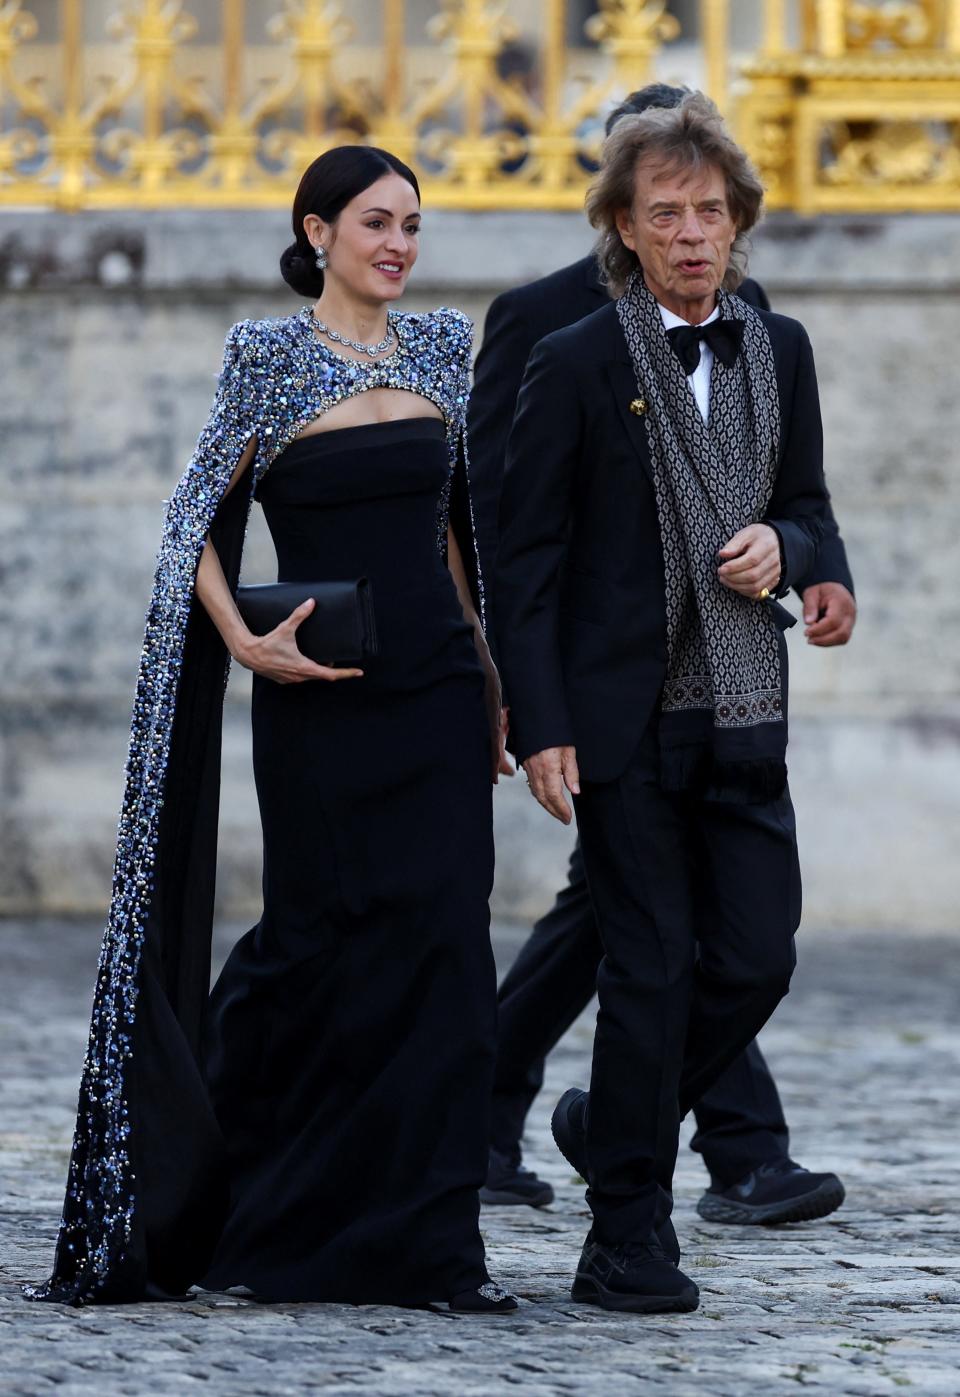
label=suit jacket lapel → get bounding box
[606,357,656,488]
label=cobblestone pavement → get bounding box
[2,919,960,1397]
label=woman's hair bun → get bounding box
[280,240,325,299]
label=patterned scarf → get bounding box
[616,271,787,802]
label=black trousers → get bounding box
[563,723,800,1243]
[491,839,792,1188]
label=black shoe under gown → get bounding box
[200,418,498,1305]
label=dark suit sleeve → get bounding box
[495,337,581,763]
[466,289,538,618]
[765,325,828,595]
[794,504,855,596]
[746,286,854,597]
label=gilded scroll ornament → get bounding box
[843,1,936,49]
[821,118,960,186]
[584,0,680,69]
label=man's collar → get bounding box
[657,301,720,332]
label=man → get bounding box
[470,85,854,1230]
[495,92,831,1313]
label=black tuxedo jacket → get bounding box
[494,299,828,781]
[468,255,853,632]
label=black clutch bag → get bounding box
[235,579,378,667]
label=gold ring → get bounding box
[758,587,770,601]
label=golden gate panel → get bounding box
[0,1,958,212]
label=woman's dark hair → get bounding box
[280,145,421,298]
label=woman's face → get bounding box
[307,172,421,305]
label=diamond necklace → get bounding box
[312,313,396,357]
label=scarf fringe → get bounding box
[660,745,788,804]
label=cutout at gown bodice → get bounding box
[254,417,478,690]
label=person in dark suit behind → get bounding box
[470,85,853,1232]
[494,91,837,1313]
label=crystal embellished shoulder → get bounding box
[213,305,474,480]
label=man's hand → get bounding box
[523,746,580,825]
[802,582,857,647]
[717,523,782,599]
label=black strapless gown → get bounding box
[200,418,497,1304]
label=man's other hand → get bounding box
[717,524,782,599]
[802,582,857,647]
[523,746,580,824]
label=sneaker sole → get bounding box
[479,1185,555,1209]
[571,1274,700,1314]
[696,1176,846,1227]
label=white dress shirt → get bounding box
[657,301,720,422]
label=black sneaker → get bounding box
[571,1233,699,1314]
[697,1158,846,1226]
[480,1148,555,1208]
[552,1089,681,1265]
[551,1087,589,1180]
[656,1213,681,1266]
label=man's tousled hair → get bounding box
[604,82,688,136]
[586,91,765,296]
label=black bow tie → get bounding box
[666,318,744,375]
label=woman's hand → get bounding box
[194,531,360,685]
[498,704,515,781]
[483,663,515,784]
[717,523,782,600]
[442,524,513,781]
[233,598,364,685]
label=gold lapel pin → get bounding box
[629,397,648,416]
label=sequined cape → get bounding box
[28,306,483,1306]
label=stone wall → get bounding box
[1,209,957,929]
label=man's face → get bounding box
[615,159,737,318]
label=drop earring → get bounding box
[315,244,328,271]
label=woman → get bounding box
[28,146,516,1312]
